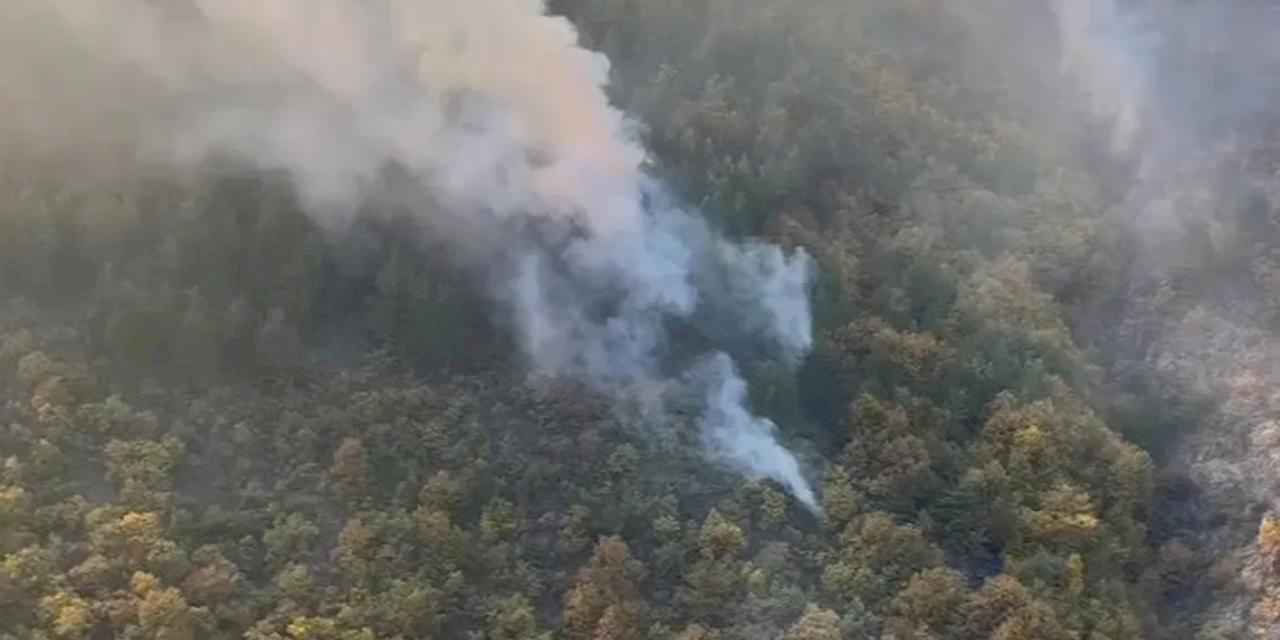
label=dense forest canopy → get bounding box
[3,1,1280,639]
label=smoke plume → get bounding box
[1050,9,1280,622]
[1,1,820,511]
[1051,0,1149,154]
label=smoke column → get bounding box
[1049,4,1280,607]
[0,1,820,511]
[1051,0,1149,154]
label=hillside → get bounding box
[2,1,1279,639]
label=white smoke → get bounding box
[1050,0,1150,154]
[2,0,820,511]
[695,353,818,510]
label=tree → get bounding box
[487,595,548,640]
[885,568,967,640]
[681,511,751,624]
[181,546,241,606]
[990,602,1071,640]
[333,517,376,587]
[821,466,862,530]
[564,537,647,640]
[961,575,1032,639]
[88,511,186,577]
[480,498,518,545]
[39,591,96,640]
[134,572,198,640]
[1260,516,1280,572]
[0,486,32,554]
[418,470,464,515]
[822,512,941,608]
[841,395,939,513]
[782,605,840,640]
[329,438,370,504]
[698,510,745,561]
[16,351,61,388]
[345,579,442,638]
[104,437,185,509]
[263,513,320,570]
[1023,483,1100,549]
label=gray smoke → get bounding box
[1,0,820,511]
[1051,0,1280,170]
[1051,0,1149,154]
[1053,4,1280,635]
[1051,0,1280,559]
[1048,0,1280,398]
[1054,0,1280,291]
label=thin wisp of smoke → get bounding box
[3,0,821,512]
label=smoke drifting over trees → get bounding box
[2,0,819,508]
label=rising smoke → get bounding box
[1049,3,1280,594]
[1,1,820,511]
[1051,0,1280,314]
[1048,0,1280,387]
[1051,0,1149,154]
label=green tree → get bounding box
[329,438,370,504]
[564,536,647,640]
[782,605,840,640]
[821,512,941,608]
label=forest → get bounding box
[3,1,1280,639]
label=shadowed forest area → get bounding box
[4,1,1280,639]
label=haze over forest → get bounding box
[3,1,1280,639]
